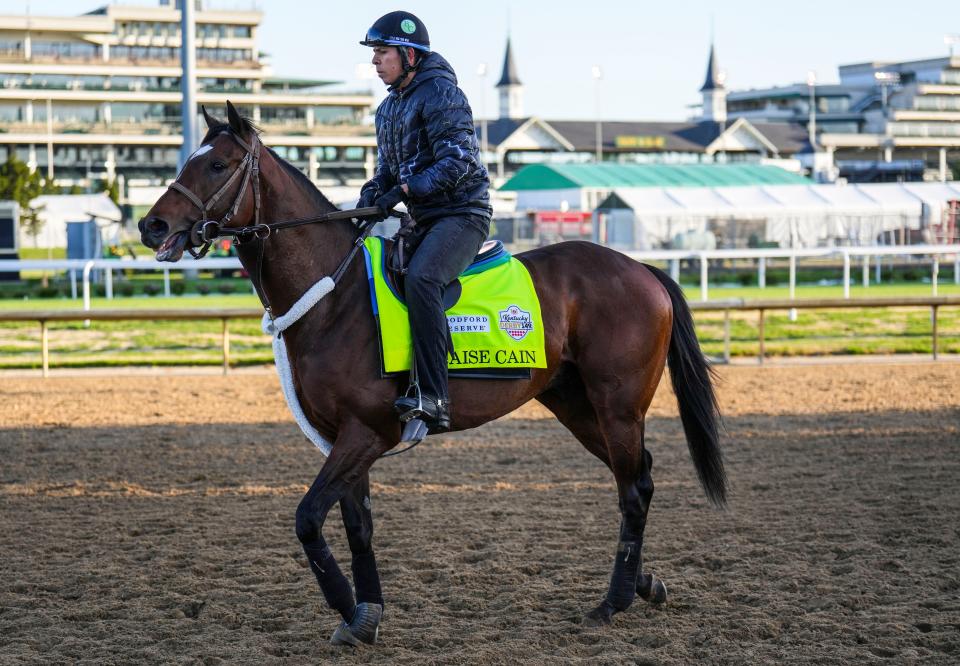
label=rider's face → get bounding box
[371,46,411,85]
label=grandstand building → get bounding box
[0,1,376,192]
[725,55,960,183]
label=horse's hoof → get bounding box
[638,573,667,606]
[330,602,382,646]
[582,601,615,627]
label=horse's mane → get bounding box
[201,117,338,213]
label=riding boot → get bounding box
[393,394,451,432]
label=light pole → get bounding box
[806,71,817,150]
[946,34,960,57]
[874,71,901,163]
[592,65,602,163]
[178,0,197,172]
[477,62,488,171]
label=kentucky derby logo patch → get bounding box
[499,305,534,341]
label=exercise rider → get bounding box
[358,11,492,432]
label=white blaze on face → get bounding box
[189,144,213,161]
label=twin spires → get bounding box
[496,37,524,120]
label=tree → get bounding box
[0,152,48,243]
[952,161,960,182]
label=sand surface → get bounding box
[2,363,959,664]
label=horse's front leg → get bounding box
[295,422,389,643]
[329,471,384,647]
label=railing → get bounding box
[623,244,960,300]
[696,296,960,364]
[2,245,958,312]
[0,296,957,377]
[0,258,249,309]
[0,307,261,377]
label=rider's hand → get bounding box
[373,185,404,218]
[357,189,377,210]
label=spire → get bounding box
[700,43,723,92]
[496,37,521,87]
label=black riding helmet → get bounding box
[359,11,431,51]
[360,11,431,89]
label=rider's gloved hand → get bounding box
[373,185,405,219]
[355,189,382,224]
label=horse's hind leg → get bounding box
[537,367,666,626]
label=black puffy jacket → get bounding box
[359,52,492,224]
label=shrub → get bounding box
[196,282,212,295]
[170,281,187,296]
[117,282,135,297]
[217,282,235,294]
[35,286,62,298]
[143,283,161,296]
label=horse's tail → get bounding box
[644,264,727,507]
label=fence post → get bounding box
[758,308,765,365]
[105,266,113,300]
[932,305,939,361]
[700,254,708,301]
[222,318,230,375]
[932,256,939,296]
[670,258,680,283]
[41,319,49,378]
[789,254,797,322]
[164,269,171,297]
[843,251,851,299]
[954,254,959,285]
[758,257,766,289]
[723,309,731,364]
[862,255,869,288]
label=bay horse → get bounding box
[139,102,726,645]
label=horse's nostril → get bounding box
[144,217,169,236]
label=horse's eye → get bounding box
[211,161,227,172]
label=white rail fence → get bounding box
[0,244,958,310]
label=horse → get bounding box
[139,101,726,645]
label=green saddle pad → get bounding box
[363,236,547,374]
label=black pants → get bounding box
[404,214,489,402]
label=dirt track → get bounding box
[2,363,959,664]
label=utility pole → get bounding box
[178,0,197,172]
[592,65,603,163]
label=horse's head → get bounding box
[140,101,261,261]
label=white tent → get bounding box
[22,193,122,248]
[596,182,955,249]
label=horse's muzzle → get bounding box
[139,216,170,249]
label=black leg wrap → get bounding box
[303,539,356,621]
[351,549,384,607]
[604,540,642,611]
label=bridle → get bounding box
[168,130,264,259]
[166,128,383,311]
[168,129,381,260]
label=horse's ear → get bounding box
[226,100,246,136]
[201,104,220,129]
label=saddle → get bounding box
[385,217,503,310]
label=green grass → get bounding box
[0,282,958,370]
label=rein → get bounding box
[167,128,421,459]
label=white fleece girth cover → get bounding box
[261,276,336,456]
